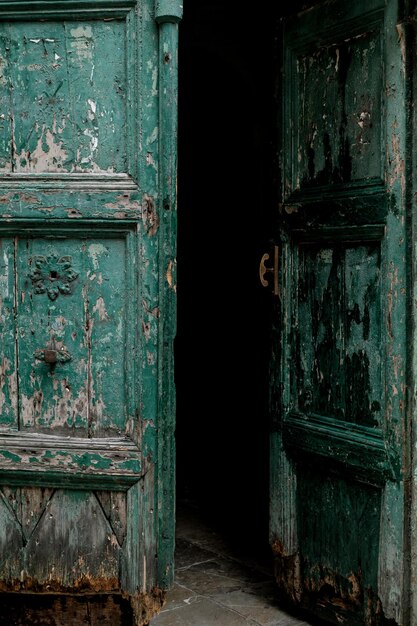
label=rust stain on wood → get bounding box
[126,587,165,626]
[0,593,135,626]
[272,540,302,604]
[0,573,119,594]
[142,195,159,236]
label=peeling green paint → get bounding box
[119,458,141,473]
[0,450,21,463]
[0,0,181,622]
[0,21,127,174]
[273,0,408,624]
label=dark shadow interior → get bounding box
[176,1,281,562]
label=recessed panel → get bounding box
[297,468,381,620]
[295,242,382,427]
[17,234,129,436]
[289,30,382,192]
[0,20,127,173]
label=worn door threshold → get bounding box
[0,592,134,626]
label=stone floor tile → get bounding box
[176,567,245,596]
[185,554,269,584]
[210,587,280,610]
[175,537,219,571]
[150,597,260,626]
[208,583,306,625]
[223,603,309,626]
[149,505,313,626]
[157,583,199,613]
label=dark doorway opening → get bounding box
[176,1,280,565]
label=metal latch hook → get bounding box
[259,245,280,297]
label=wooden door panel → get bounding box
[0,0,182,620]
[294,240,382,426]
[0,19,127,174]
[17,234,130,436]
[0,487,123,591]
[297,470,382,624]
[271,0,407,623]
[25,490,121,591]
[283,0,384,197]
[294,30,382,188]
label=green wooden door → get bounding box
[270,1,408,624]
[0,1,181,624]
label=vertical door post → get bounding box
[155,0,182,589]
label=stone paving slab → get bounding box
[150,532,312,625]
[150,583,309,626]
[149,505,313,626]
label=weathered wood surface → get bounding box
[0,0,182,623]
[0,593,134,626]
[0,433,141,489]
[18,236,129,437]
[271,0,408,624]
[0,21,126,174]
[295,242,382,426]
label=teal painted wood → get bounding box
[155,0,183,23]
[0,433,141,489]
[15,232,134,436]
[293,240,383,427]
[283,412,391,484]
[0,238,17,428]
[3,21,127,174]
[407,1,417,623]
[297,472,382,624]
[0,1,135,19]
[0,0,182,622]
[271,0,409,624]
[156,7,181,589]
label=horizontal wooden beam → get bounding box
[0,432,142,490]
[0,0,134,19]
[283,411,392,485]
[0,173,138,191]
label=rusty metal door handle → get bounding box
[34,348,72,364]
[259,245,280,296]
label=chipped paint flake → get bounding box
[389,130,405,196]
[70,25,93,62]
[88,243,108,270]
[0,357,11,415]
[14,126,68,173]
[166,260,177,293]
[87,99,97,115]
[93,297,109,322]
